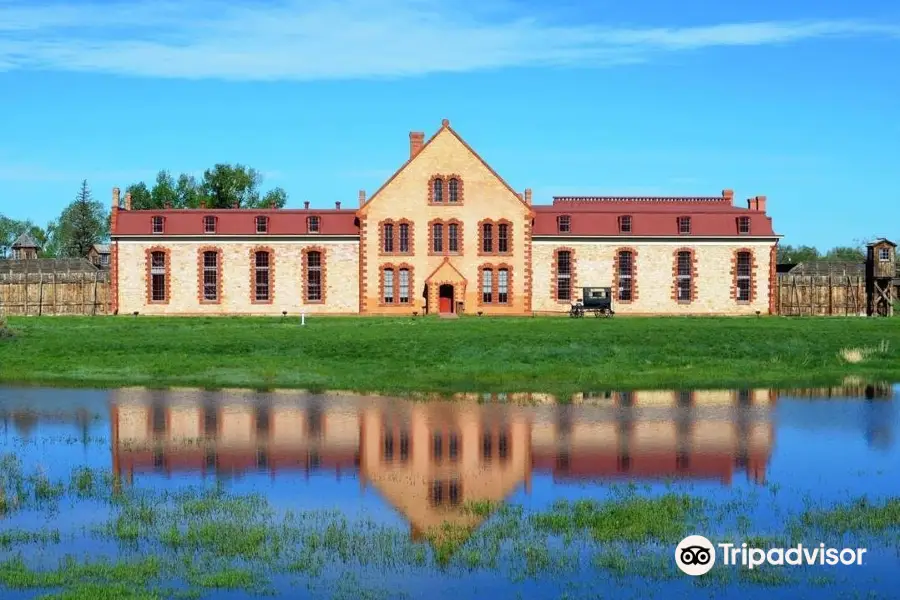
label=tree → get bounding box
[777,244,820,264]
[51,180,108,258]
[123,164,288,210]
[824,246,866,262]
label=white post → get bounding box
[301,312,306,326]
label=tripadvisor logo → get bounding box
[675,535,868,576]
[675,535,716,576]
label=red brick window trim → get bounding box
[618,215,632,234]
[145,246,171,304]
[671,248,698,304]
[428,174,464,205]
[151,216,165,234]
[302,246,326,304]
[557,215,571,233]
[378,219,414,255]
[197,247,223,304]
[478,219,513,256]
[250,246,275,304]
[478,263,513,306]
[379,263,415,306]
[256,216,269,234]
[737,216,750,235]
[398,220,413,254]
[203,216,217,234]
[613,247,639,303]
[551,247,576,303]
[427,219,462,256]
[731,248,757,304]
[677,216,691,235]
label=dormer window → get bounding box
[256,216,268,234]
[678,217,691,235]
[738,216,750,235]
[152,216,164,234]
[557,215,570,233]
[619,216,632,234]
[203,216,217,233]
[878,247,890,262]
[307,216,320,233]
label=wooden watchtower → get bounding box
[865,238,897,317]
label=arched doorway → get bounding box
[438,284,455,314]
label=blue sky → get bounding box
[0,0,898,249]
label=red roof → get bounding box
[114,208,359,236]
[533,196,777,237]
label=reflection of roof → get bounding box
[11,232,39,249]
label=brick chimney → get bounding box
[199,198,206,209]
[524,188,532,205]
[335,201,341,209]
[111,188,120,233]
[304,201,310,210]
[747,195,767,212]
[164,200,172,209]
[232,200,239,209]
[409,132,424,159]
[270,198,277,209]
[358,190,366,207]
[722,189,734,203]
[124,192,132,211]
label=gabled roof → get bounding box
[11,232,40,249]
[92,243,110,254]
[359,119,532,215]
[867,238,896,247]
[424,257,468,284]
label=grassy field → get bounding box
[0,315,899,394]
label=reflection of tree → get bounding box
[12,411,38,438]
[75,408,90,447]
[864,399,895,451]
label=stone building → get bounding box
[109,119,779,316]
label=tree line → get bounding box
[0,164,289,258]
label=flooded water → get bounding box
[0,384,898,599]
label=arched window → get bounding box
[555,250,572,301]
[676,250,692,302]
[448,222,459,252]
[202,250,219,302]
[399,223,410,253]
[617,250,633,301]
[432,222,443,253]
[253,250,271,302]
[482,222,493,253]
[736,251,752,302]
[448,178,459,202]
[383,222,394,253]
[305,250,322,302]
[432,178,444,203]
[150,251,167,302]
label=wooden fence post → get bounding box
[38,273,44,316]
[92,272,98,316]
[52,273,57,315]
[81,273,86,315]
[23,272,28,316]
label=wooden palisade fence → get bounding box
[0,271,111,316]
[776,274,866,316]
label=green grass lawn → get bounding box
[0,315,899,394]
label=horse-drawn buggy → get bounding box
[569,286,615,318]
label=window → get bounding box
[432,433,442,461]
[307,216,320,233]
[738,216,750,235]
[482,269,493,303]
[676,251,692,302]
[254,251,271,301]
[152,216,164,234]
[878,247,890,262]
[498,431,509,462]
[305,250,322,302]
[399,268,410,303]
[432,178,443,203]
[736,251,752,302]
[383,431,394,461]
[557,215,570,233]
[498,223,509,253]
[619,216,632,233]
[256,216,268,233]
[448,432,459,461]
[399,430,410,462]
[429,480,461,506]
[432,223,443,253]
[498,268,509,303]
[482,223,493,253]
[383,268,394,303]
[383,223,394,253]
[678,217,691,235]
[203,216,217,233]
[448,223,459,253]
[99,254,109,267]
[449,178,459,202]
[399,223,410,253]
[556,250,572,301]
[202,251,218,301]
[617,250,633,301]
[150,251,167,302]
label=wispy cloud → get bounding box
[0,1,897,80]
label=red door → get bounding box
[439,297,452,313]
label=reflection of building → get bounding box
[109,388,780,541]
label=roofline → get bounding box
[532,235,782,241]
[112,234,360,242]
[552,196,728,203]
[359,119,533,216]
[119,208,356,214]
